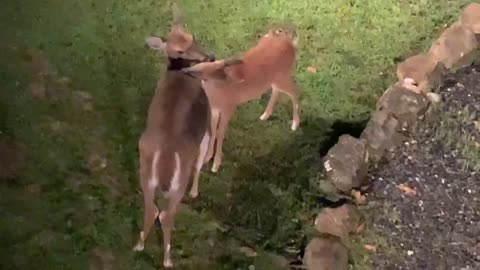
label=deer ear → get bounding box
[224,59,244,67]
[181,67,204,79]
[145,37,166,51]
[171,3,183,28]
[224,59,245,83]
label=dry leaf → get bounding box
[364,244,377,252]
[351,190,367,204]
[397,184,417,195]
[306,66,317,73]
[474,121,480,131]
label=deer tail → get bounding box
[149,148,176,193]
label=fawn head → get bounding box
[145,3,214,65]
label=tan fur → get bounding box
[183,26,300,172]
[429,22,478,69]
[133,4,213,268]
[460,3,480,33]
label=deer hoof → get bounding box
[291,121,299,131]
[189,189,199,198]
[211,163,219,173]
[133,243,144,252]
[259,112,269,121]
[163,259,173,268]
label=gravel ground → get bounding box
[366,64,480,270]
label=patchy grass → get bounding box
[0,0,472,269]
[432,104,480,172]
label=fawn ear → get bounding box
[224,59,244,67]
[181,66,202,79]
[145,37,167,51]
[223,59,245,83]
[171,3,183,29]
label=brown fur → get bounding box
[183,26,300,172]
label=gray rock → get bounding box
[303,236,349,270]
[376,85,429,131]
[396,53,446,94]
[360,110,406,162]
[314,204,365,239]
[449,49,480,72]
[323,135,368,193]
[429,22,478,70]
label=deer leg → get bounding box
[159,193,182,268]
[212,107,235,173]
[272,77,300,131]
[205,109,220,164]
[260,88,280,121]
[159,156,193,269]
[134,151,159,251]
[133,186,159,251]
[190,131,210,198]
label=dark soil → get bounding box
[366,64,480,270]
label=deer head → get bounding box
[145,3,214,64]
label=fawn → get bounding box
[132,4,214,268]
[182,26,300,172]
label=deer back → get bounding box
[144,70,209,150]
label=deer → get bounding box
[182,25,300,173]
[132,4,215,268]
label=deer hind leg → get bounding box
[260,88,280,121]
[212,106,235,173]
[205,108,220,164]
[272,76,300,131]
[134,151,160,252]
[190,131,210,198]
[159,155,193,268]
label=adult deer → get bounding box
[132,4,214,268]
[182,26,300,172]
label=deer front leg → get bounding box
[190,131,210,198]
[212,107,235,173]
[272,77,300,131]
[205,109,220,164]
[260,88,280,121]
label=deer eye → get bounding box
[177,50,184,54]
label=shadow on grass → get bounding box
[190,114,369,257]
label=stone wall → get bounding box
[305,3,480,269]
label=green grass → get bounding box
[431,104,480,172]
[0,0,472,269]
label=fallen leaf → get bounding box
[239,246,257,257]
[351,190,366,204]
[397,184,417,195]
[364,244,377,252]
[473,121,480,131]
[306,66,317,73]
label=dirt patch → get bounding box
[0,137,26,180]
[365,64,480,269]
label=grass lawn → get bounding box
[0,0,471,269]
